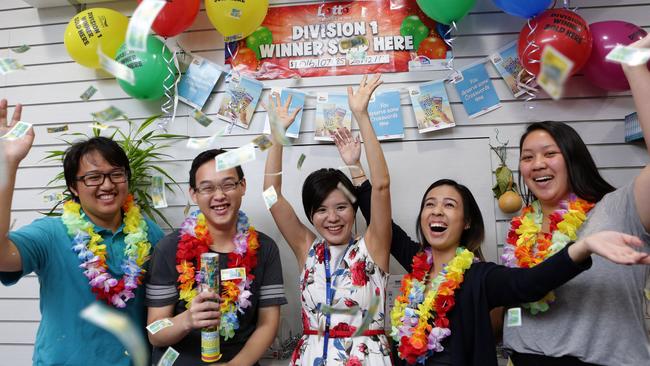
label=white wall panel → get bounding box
[1,0,649,364]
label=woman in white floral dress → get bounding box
[263,75,392,366]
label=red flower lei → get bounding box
[175,211,259,316]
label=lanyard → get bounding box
[322,238,353,362]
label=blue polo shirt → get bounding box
[0,214,164,366]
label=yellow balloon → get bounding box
[63,8,128,68]
[205,0,269,42]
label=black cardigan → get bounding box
[355,181,591,366]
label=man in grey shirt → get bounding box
[145,149,287,365]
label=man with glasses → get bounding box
[0,98,164,366]
[146,149,287,366]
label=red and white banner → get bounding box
[225,0,452,80]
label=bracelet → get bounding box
[352,174,366,179]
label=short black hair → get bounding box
[415,179,485,260]
[189,149,244,189]
[302,168,358,223]
[63,137,130,198]
[518,121,615,205]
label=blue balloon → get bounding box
[436,23,451,41]
[493,0,552,18]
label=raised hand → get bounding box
[347,74,383,116]
[579,231,650,265]
[0,99,33,167]
[264,92,301,130]
[332,127,361,167]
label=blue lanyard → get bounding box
[322,238,353,362]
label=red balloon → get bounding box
[517,9,592,76]
[583,21,648,91]
[138,0,200,38]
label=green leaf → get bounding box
[493,166,513,198]
[136,114,162,136]
[151,165,180,192]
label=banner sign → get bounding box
[225,0,452,79]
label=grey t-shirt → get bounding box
[504,181,650,365]
[145,229,288,365]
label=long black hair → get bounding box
[415,179,485,260]
[518,121,615,205]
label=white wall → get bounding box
[1,0,649,364]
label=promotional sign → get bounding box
[489,41,533,98]
[409,80,454,133]
[453,63,501,119]
[216,74,263,129]
[315,93,352,141]
[368,90,404,140]
[178,56,223,110]
[263,88,307,138]
[225,0,452,79]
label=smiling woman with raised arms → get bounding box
[264,74,393,365]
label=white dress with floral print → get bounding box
[290,237,392,366]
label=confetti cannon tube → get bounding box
[200,252,221,363]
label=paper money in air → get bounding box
[215,143,256,172]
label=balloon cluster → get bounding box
[64,0,270,99]
[64,0,648,102]
[491,0,647,91]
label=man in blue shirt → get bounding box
[0,99,164,365]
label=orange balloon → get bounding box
[417,36,448,59]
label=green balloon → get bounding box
[246,26,273,60]
[115,36,178,100]
[400,15,430,50]
[416,0,476,25]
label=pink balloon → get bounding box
[583,21,647,91]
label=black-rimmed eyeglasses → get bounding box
[76,170,128,187]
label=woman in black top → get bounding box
[330,128,649,366]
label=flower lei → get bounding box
[390,247,474,365]
[501,194,594,314]
[63,194,151,308]
[176,210,259,340]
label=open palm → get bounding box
[347,74,383,116]
[332,127,361,166]
[1,99,33,165]
[265,93,301,130]
[584,230,650,265]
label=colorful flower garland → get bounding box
[176,210,259,340]
[63,194,151,308]
[501,194,594,314]
[390,247,474,365]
